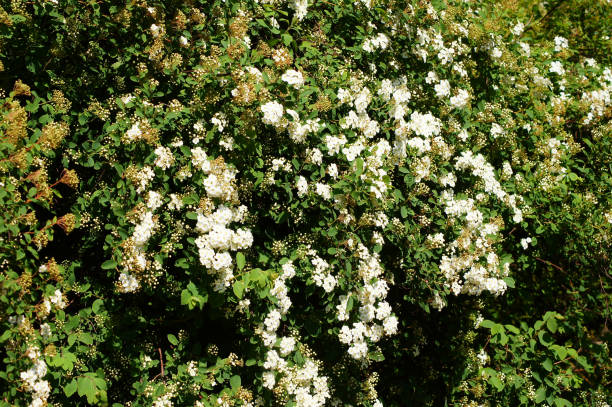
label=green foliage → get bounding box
[0,0,610,406]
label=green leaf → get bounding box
[167,334,179,346]
[554,398,572,407]
[78,333,94,345]
[181,289,192,306]
[281,33,293,46]
[368,351,385,362]
[479,319,495,329]
[355,158,364,177]
[0,330,12,343]
[101,260,117,270]
[535,386,546,403]
[77,376,96,402]
[64,379,78,397]
[92,299,104,314]
[505,324,520,334]
[546,317,558,333]
[346,295,354,312]
[542,358,553,372]
[489,375,504,391]
[538,331,553,346]
[233,280,245,299]
[230,375,241,390]
[236,252,246,270]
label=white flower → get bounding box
[211,112,227,132]
[520,237,532,250]
[450,89,470,109]
[328,163,338,178]
[150,24,161,37]
[125,122,142,142]
[146,190,163,210]
[512,22,524,36]
[549,61,565,75]
[264,309,282,332]
[262,371,276,389]
[490,47,502,59]
[554,36,568,52]
[434,79,450,98]
[40,323,51,339]
[383,315,398,335]
[187,361,198,376]
[49,290,65,308]
[179,36,189,47]
[154,146,174,170]
[290,0,309,21]
[408,111,442,137]
[279,337,296,356]
[347,341,368,359]
[261,101,284,125]
[425,71,438,84]
[362,33,389,52]
[118,273,139,293]
[477,349,489,365]
[296,176,308,197]
[490,123,505,138]
[315,183,332,200]
[121,94,135,104]
[281,69,305,89]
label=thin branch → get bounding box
[534,257,566,273]
[158,347,165,377]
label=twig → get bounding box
[534,257,565,273]
[158,347,164,377]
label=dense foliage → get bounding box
[0,0,610,406]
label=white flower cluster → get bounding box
[289,0,309,21]
[454,151,523,223]
[281,69,305,89]
[581,68,612,124]
[307,253,337,292]
[512,21,524,36]
[414,26,470,65]
[520,237,532,250]
[437,191,510,300]
[393,108,443,164]
[118,210,156,293]
[152,391,175,407]
[211,112,228,132]
[118,272,140,293]
[261,100,285,126]
[195,204,253,292]
[337,243,398,359]
[186,149,253,290]
[362,33,390,53]
[428,74,470,109]
[339,87,381,139]
[286,109,323,143]
[554,36,569,52]
[134,166,155,194]
[360,139,392,199]
[258,261,331,406]
[20,348,50,407]
[549,61,565,76]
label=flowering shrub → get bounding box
[0,0,610,406]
